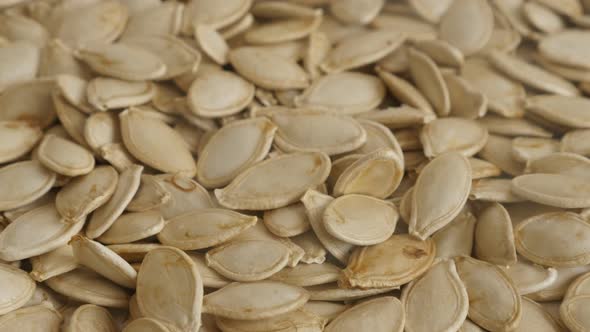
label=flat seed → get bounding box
[414,39,464,68]
[271,109,366,155]
[488,51,579,96]
[38,39,91,79]
[454,256,522,331]
[539,30,590,70]
[499,258,558,295]
[0,42,40,92]
[107,243,162,263]
[432,207,477,259]
[251,1,318,19]
[410,152,471,240]
[408,0,454,23]
[217,308,326,332]
[188,252,230,289]
[52,91,89,147]
[0,304,62,332]
[229,47,309,90]
[121,318,171,332]
[512,174,590,208]
[479,134,525,176]
[97,210,165,245]
[121,2,183,39]
[84,112,121,152]
[46,269,130,308]
[55,75,94,113]
[70,235,137,288]
[341,234,435,288]
[526,95,590,128]
[333,149,404,199]
[565,271,590,300]
[320,29,405,73]
[0,263,35,315]
[459,319,485,332]
[306,283,398,301]
[215,152,330,210]
[408,48,450,117]
[182,0,251,32]
[304,31,331,80]
[75,42,166,81]
[66,304,117,332]
[469,157,502,179]
[474,202,517,265]
[513,297,562,332]
[86,78,153,112]
[56,166,118,222]
[263,203,310,237]
[371,14,437,41]
[0,160,55,211]
[158,208,257,250]
[420,118,488,158]
[354,119,403,155]
[86,165,142,239]
[98,143,138,173]
[291,231,327,264]
[303,301,348,322]
[29,245,78,282]
[470,178,525,203]
[561,129,590,156]
[156,173,213,219]
[525,153,590,180]
[203,281,309,320]
[0,121,42,163]
[522,2,565,34]
[512,137,560,162]
[355,105,435,129]
[560,295,590,332]
[528,265,590,301]
[325,297,404,332]
[329,0,383,25]
[376,69,434,114]
[126,174,171,212]
[270,262,340,287]
[244,14,323,45]
[120,109,197,176]
[137,247,202,332]
[323,194,398,246]
[0,79,56,128]
[439,0,494,55]
[444,73,488,119]
[196,118,276,188]
[295,72,385,115]
[402,259,468,332]
[37,135,95,177]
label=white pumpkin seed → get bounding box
[560,295,590,332]
[0,79,56,128]
[291,231,327,264]
[479,134,526,176]
[37,135,95,177]
[97,210,164,245]
[376,68,434,114]
[84,112,121,153]
[371,14,437,41]
[439,0,494,55]
[561,129,590,156]
[0,303,62,332]
[470,178,525,203]
[156,173,213,219]
[474,202,517,265]
[539,30,590,70]
[0,121,42,163]
[306,283,398,301]
[355,105,435,129]
[408,0,453,23]
[0,263,35,314]
[514,297,562,332]
[523,2,565,34]
[0,42,40,92]
[0,160,55,212]
[432,207,477,259]
[29,245,77,282]
[244,14,323,45]
[444,73,488,119]
[500,257,558,295]
[121,1,183,39]
[526,95,590,128]
[420,118,488,158]
[512,174,590,208]
[121,318,171,332]
[126,174,171,212]
[325,296,404,332]
[528,265,590,301]
[52,91,89,147]
[86,78,153,111]
[329,0,383,24]
[512,137,560,162]
[408,48,450,116]
[469,157,502,179]
[263,203,310,237]
[188,252,230,289]
[66,304,117,332]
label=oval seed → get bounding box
[52,91,89,147]
[539,30,590,70]
[137,247,202,332]
[414,39,464,68]
[565,271,590,300]
[514,297,562,332]
[56,166,118,222]
[86,78,154,112]
[454,256,522,331]
[66,304,116,332]
[410,152,471,240]
[97,211,165,245]
[525,153,590,180]
[188,252,230,289]
[420,118,488,158]
[561,129,590,156]
[0,80,56,130]
[0,121,42,163]
[215,152,330,210]
[528,265,590,302]
[121,318,171,332]
[323,194,398,246]
[341,234,435,288]
[354,119,403,155]
[294,72,385,114]
[512,174,590,208]
[371,14,437,41]
[55,74,94,114]
[512,137,559,163]
[156,173,213,219]
[120,109,197,176]
[37,135,95,176]
[244,14,322,45]
[86,164,142,239]
[263,203,310,237]
[325,296,404,332]
[0,263,35,315]
[217,308,326,332]
[307,283,398,301]
[376,69,434,114]
[303,301,349,322]
[402,260,468,332]
[29,245,78,282]
[270,262,340,287]
[470,178,525,203]
[479,134,525,176]
[157,208,257,250]
[121,1,184,39]
[474,202,517,265]
[0,304,62,332]
[329,0,383,24]
[196,118,276,188]
[356,105,435,129]
[0,204,84,261]
[229,47,309,90]
[126,174,170,212]
[202,281,309,320]
[526,95,590,129]
[560,295,590,332]
[432,208,477,259]
[271,109,367,155]
[408,48,450,116]
[444,73,487,119]
[499,258,558,295]
[515,212,590,267]
[439,0,494,55]
[195,24,229,65]
[0,160,55,211]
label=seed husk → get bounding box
[474,202,517,265]
[0,262,35,315]
[325,296,404,332]
[263,203,310,237]
[188,252,230,289]
[0,160,55,211]
[470,178,525,203]
[420,118,489,158]
[156,173,213,219]
[439,0,494,55]
[376,68,434,114]
[29,244,78,282]
[432,207,477,259]
[524,152,590,180]
[512,173,590,208]
[96,210,164,245]
[479,134,526,176]
[126,174,171,212]
[526,95,590,129]
[0,121,42,163]
[66,304,117,332]
[512,137,560,162]
[499,257,558,295]
[86,78,154,112]
[0,303,62,332]
[408,48,451,117]
[561,129,590,156]
[37,134,95,177]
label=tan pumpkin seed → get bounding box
[488,50,579,96]
[38,39,91,79]
[525,152,590,180]
[325,296,404,332]
[0,263,35,314]
[408,48,450,116]
[66,304,116,332]
[512,137,560,162]
[333,149,404,199]
[454,256,521,331]
[251,1,318,19]
[98,143,138,173]
[522,2,564,34]
[565,271,590,300]
[329,0,383,24]
[354,119,403,156]
[474,202,517,265]
[126,174,170,212]
[408,0,453,23]
[414,39,464,68]
[137,246,202,331]
[196,118,275,188]
[341,234,435,288]
[321,29,405,73]
[376,68,433,114]
[461,59,526,118]
[193,24,228,66]
[0,13,49,48]
[0,42,40,92]
[84,112,121,152]
[70,235,137,289]
[532,52,590,82]
[479,134,526,176]
[307,283,398,301]
[46,269,129,308]
[107,243,162,263]
[377,45,409,72]
[291,231,327,264]
[459,319,485,332]
[156,173,213,219]
[121,1,183,40]
[470,178,525,203]
[37,135,95,177]
[270,262,340,287]
[0,121,42,163]
[515,212,590,267]
[294,72,385,114]
[158,208,257,250]
[432,207,477,259]
[122,317,171,332]
[263,203,310,237]
[56,166,118,222]
[304,31,331,79]
[355,105,435,129]
[188,252,230,289]
[244,13,322,45]
[203,281,309,320]
[30,245,77,282]
[500,258,558,295]
[512,174,590,208]
[539,30,590,70]
[182,0,251,32]
[323,194,398,246]
[560,295,590,332]
[0,79,56,128]
[229,47,309,90]
[512,297,562,332]
[528,265,590,301]
[86,78,153,112]
[439,0,494,55]
[526,95,590,128]
[215,152,330,210]
[420,118,488,158]
[371,14,437,41]
[402,259,468,332]
[0,160,55,212]
[444,73,488,119]
[120,109,197,176]
[561,129,590,156]
[469,157,502,179]
[0,203,83,261]
[97,211,164,245]
[52,91,89,147]
[410,152,471,240]
[303,301,348,322]
[0,303,62,332]
[217,308,326,332]
[55,75,95,114]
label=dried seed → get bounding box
[0,121,42,163]
[444,73,488,119]
[474,202,517,265]
[512,137,560,162]
[244,14,323,45]
[0,79,56,128]
[522,2,565,34]
[0,303,62,332]
[432,207,477,259]
[526,95,590,128]
[560,295,590,332]
[0,263,35,315]
[408,48,450,117]
[512,174,590,208]
[37,135,95,177]
[156,173,213,219]
[121,2,183,39]
[52,91,89,147]
[84,112,121,152]
[325,297,404,332]
[420,118,489,158]
[86,78,153,112]
[307,283,398,301]
[97,210,165,245]
[66,304,117,332]
[126,174,170,212]
[479,134,526,176]
[499,257,557,295]
[29,245,78,282]
[470,178,525,203]
[0,160,55,211]
[0,42,40,92]
[376,68,434,114]
[263,203,310,237]
[439,0,494,55]
[371,14,437,41]
[561,129,590,156]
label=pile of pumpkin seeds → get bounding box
[4,0,590,331]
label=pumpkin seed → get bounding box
[307,283,398,301]
[479,134,526,176]
[56,166,118,222]
[420,118,488,158]
[525,152,590,180]
[303,301,348,322]
[512,174,590,208]
[37,135,95,177]
[0,121,42,163]
[408,48,450,117]
[156,173,213,219]
[371,14,437,41]
[126,174,170,212]
[0,303,62,332]
[432,206,477,259]
[0,79,56,128]
[29,244,78,282]
[136,246,202,332]
[329,0,383,25]
[121,1,183,40]
[66,304,117,332]
[500,257,558,295]
[97,210,164,245]
[291,231,327,264]
[402,259,468,332]
[263,203,310,237]
[251,1,318,19]
[86,78,153,112]
[323,194,398,246]
[158,208,257,250]
[0,263,35,315]
[539,30,590,70]
[325,296,404,332]
[122,317,172,332]
[439,0,494,55]
[474,202,517,265]
[527,95,590,128]
[561,129,590,156]
[414,39,464,68]
[0,160,56,212]
[528,265,590,301]
[188,252,230,289]
[355,105,435,129]
[512,137,560,162]
[523,2,564,34]
[560,295,590,332]
[470,178,525,203]
[84,112,121,153]
[203,281,309,320]
[469,157,502,179]
[376,68,434,114]
[270,262,340,287]
[513,297,562,332]
[0,42,41,92]
[244,14,323,45]
[52,91,89,147]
